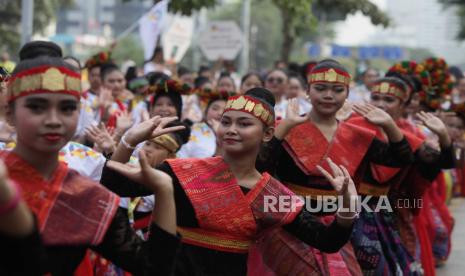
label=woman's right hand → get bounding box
[275,99,310,140]
[98,87,114,109]
[284,98,311,126]
[123,116,186,146]
[106,150,173,193]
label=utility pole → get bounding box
[21,0,34,46]
[239,0,251,74]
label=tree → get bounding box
[112,34,145,66]
[271,0,315,63]
[273,0,390,63]
[167,0,216,15]
[129,0,390,66]
[124,0,217,15]
[439,0,465,39]
[0,0,73,55]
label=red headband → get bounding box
[308,67,351,86]
[7,65,81,102]
[371,81,408,102]
[223,95,274,126]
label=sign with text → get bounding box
[199,21,243,61]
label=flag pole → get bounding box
[115,18,142,42]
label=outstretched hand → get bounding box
[285,98,311,126]
[124,116,185,146]
[353,104,394,127]
[86,123,116,154]
[317,158,357,201]
[106,150,173,193]
[416,111,447,136]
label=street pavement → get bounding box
[437,198,465,276]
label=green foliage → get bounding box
[0,0,73,54]
[272,0,389,61]
[123,0,217,15]
[272,0,315,38]
[313,0,389,27]
[168,0,217,15]
[111,34,145,66]
[439,0,465,39]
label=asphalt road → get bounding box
[437,198,465,276]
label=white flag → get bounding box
[139,0,169,61]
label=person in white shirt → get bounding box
[349,68,379,103]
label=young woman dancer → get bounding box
[262,59,414,275]
[101,87,360,275]
[0,41,181,275]
[356,74,455,276]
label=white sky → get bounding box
[334,0,387,45]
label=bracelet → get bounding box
[121,134,136,150]
[0,180,21,216]
[336,209,359,220]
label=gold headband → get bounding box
[224,95,274,126]
[152,134,180,153]
[7,66,81,102]
[308,68,351,86]
[371,81,408,101]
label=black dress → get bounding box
[0,208,180,276]
[100,161,354,276]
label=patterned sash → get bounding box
[284,120,376,177]
[167,157,303,254]
[0,151,119,246]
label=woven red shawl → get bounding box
[0,150,119,246]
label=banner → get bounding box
[139,0,169,61]
[162,15,194,63]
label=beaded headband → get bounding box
[197,88,235,105]
[308,68,351,86]
[223,95,274,126]
[148,79,192,95]
[85,51,111,69]
[7,65,81,102]
[371,81,408,102]
[152,134,180,153]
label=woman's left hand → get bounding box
[317,158,357,201]
[106,150,173,193]
[85,124,116,154]
[416,111,447,136]
[353,103,394,128]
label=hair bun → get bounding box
[245,87,276,108]
[19,41,63,61]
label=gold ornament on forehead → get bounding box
[225,99,233,109]
[19,74,41,93]
[380,82,390,93]
[7,66,82,101]
[326,69,337,82]
[231,96,247,109]
[260,110,269,122]
[310,69,350,85]
[314,73,324,81]
[244,100,255,112]
[253,103,264,117]
[224,95,274,126]
[372,82,406,100]
[42,68,66,91]
[66,75,81,92]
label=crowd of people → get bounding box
[0,40,464,276]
